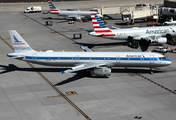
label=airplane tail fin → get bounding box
[9,30,34,53]
[90,13,112,33]
[48,0,60,14]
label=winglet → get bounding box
[79,45,83,49]
[60,70,65,75]
[79,45,93,52]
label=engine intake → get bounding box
[155,37,167,43]
[92,67,111,77]
[75,16,82,21]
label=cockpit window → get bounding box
[159,57,166,60]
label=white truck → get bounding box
[24,6,41,13]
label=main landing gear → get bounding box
[128,40,139,49]
[150,67,153,74]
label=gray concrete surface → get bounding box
[0,0,164,12]
[1,0,176,120]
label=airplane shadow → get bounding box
[55,71,85,86]
[75,41,128,49]
[41,17,72,21]
[0,64,163,86]
[112,68,163,74]
[139,42,164,52]
[0,64,67,74]
[55,68,163,86]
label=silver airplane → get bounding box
[48,0,102,21]
[89,13,176,46]
[7,30,171,77]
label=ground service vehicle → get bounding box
[24,6,41,13]
[152,47,170,53]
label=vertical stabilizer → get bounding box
[9,30,34,53]
[90,13,112,33]
[48,0,60,14]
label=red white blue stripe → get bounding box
[48,0,59,14]
[91,13,115,37]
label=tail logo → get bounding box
[48,0,59,14]
[13,35,25,45]
[90,13,115,37]
[170,27,175,33]
[48,0,57,9]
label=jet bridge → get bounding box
[121,4,159,24]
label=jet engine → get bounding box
[75,16,82,21]
[156,37,167,44]
[92,67,111,77]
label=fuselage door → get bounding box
[150,54,154,63]
[75,55,80,63]
[32,53,37,62]
[116,56,120,63]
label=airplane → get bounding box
[89,13,176,46]
[164,17,176,25]
[7,30,171,77]
[48,0,103,21]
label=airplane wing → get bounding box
[61,63,105,74]
[79,45,93,52]
[67,15,85,19]
[141,35,157,41]
[133,35,158,42]
[133,35,157,52]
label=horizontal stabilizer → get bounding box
[6,56,24,59]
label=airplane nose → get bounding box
[167,60,172,65]
[165,59,172,65]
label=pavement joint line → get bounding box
[125,67,176,95]
[0,36,91,120]
[136,73,176,95]
[20,13,78,44]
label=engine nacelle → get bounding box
[92,67,111,77]
[156,37,167,44]
[75,16,82,21]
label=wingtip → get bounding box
[60,70,65,75]
[79,45,83,48]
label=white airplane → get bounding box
[7,30,171,77]
[164,17,176,25]
[48,0,102,21]
[89,13,176,45]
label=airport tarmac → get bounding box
[0,0,163,12]
[1,1,176,120]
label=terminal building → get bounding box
[162,0,176,18]
[164,0,176,7]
